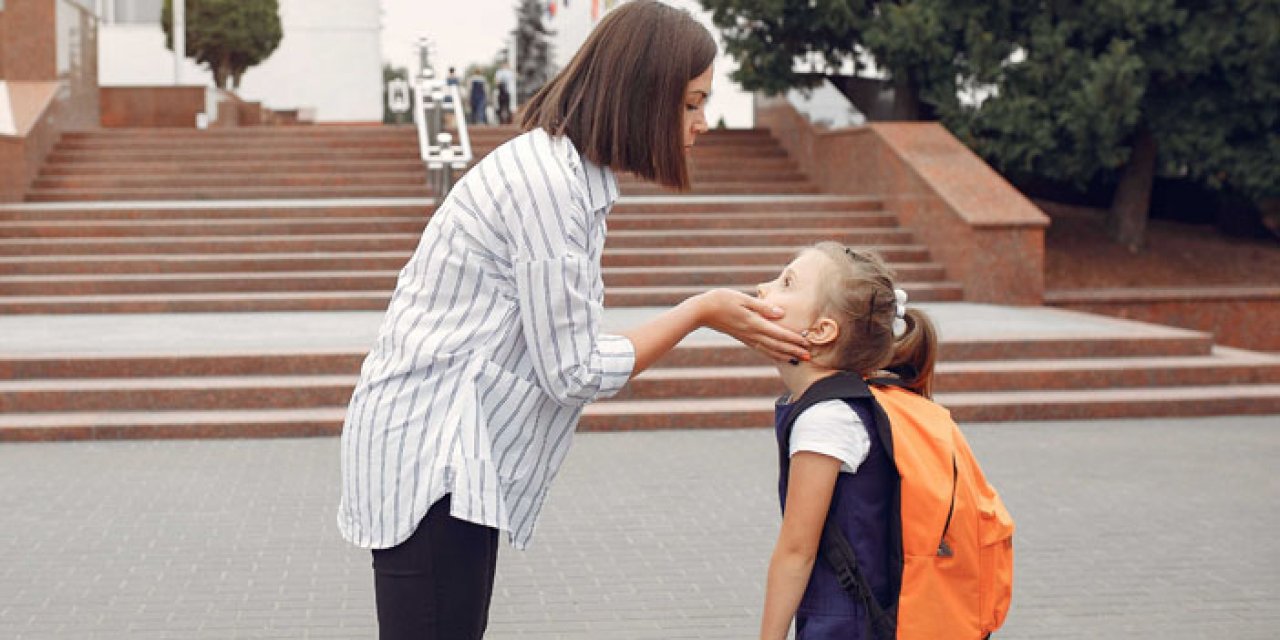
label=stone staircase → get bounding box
[1,309,1277,440]
[3,125,928,313]
[23,125,819,201]
[1,124,1277,440]
[0,196,961,313]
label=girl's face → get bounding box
[683,64,713,150]
[756,250,834,335]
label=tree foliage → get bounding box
[161,0,283,90]
[513,0,555,104]
[700,0,1280,247]
[699,0,1017,118]
[946,0,1280,247]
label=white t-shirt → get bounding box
[789,400,871,474]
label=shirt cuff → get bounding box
[594,333,636,399]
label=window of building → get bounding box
[112,0,163,24]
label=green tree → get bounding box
[947,0,1280,249]
[699,0,1015,120]
[161,0,283,90]
[701,0,1280,248]
[513,0,554,104]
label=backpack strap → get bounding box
[776,372,904,638]
[823,509,898,640]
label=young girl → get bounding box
[757,242,938,640]
[338,3,810,638]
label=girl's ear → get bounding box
[806,317,840,346]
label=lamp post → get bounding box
[173,0,185,84]
[416,37,435,80]
[509,34,518,108]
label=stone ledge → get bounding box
[755,95,1048,305]
[1048,287,1280,352]
[1047,286,1280,304]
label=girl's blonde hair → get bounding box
[809,242,939,398]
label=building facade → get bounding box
[96,0,382,122]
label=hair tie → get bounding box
[892,288,908,337]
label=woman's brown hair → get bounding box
[809,243,939,398]
[519,0,716,190]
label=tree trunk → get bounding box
[1108,126,1157,252]
[891,75,921,121]
[213,53,231,90]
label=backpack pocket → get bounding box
[977,498,1015,634]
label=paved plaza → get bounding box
[1,415,1277,638]
[0,303,1211,357]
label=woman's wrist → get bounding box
[679,291,712,328]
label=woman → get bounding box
[338,2,810,638]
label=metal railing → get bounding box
[413,67,473,197]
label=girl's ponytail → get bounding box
[886,307,938,398]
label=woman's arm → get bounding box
[620,288,810,378]
[760,452,842,640]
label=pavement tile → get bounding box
[0,415,1276,638]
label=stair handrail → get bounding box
[413,67,473,196]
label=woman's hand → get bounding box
[689,289,810,363]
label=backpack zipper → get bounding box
[938,454,957,557]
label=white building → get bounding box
[96,0,382,122]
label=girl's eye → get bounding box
[685,104,698,111]
[783,276,792,287]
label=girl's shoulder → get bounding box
[791,400,871,473]
[793,399,862,431]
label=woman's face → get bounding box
[683,64,713,150]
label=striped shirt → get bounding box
[338,128,636,550]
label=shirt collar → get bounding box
[553,132,618,215]
[579,155,619,215]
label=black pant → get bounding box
[372,495,499,640]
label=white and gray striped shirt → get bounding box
[338,128,636,550]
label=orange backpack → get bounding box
[789,373,1015,639]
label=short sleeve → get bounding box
[789,400,872,474]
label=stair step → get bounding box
[937,351,1280,391]
[0,291,392,313]
[4,374,1275,436]
[648,335,1215,363]
[0,375,356,412]
[0,242,931,265]
[25,185,435,202]
[583,384,1280,429]
[0,351,365,379]
[0,265,951,293]
[34,169,811,191]
[0,407,348,441]
[33,172,430,190]
[47,148,427,164]
[23,181,825,202]
[939,384,1280,422]
[0,211,899,238]
[0,252,941,276]
[0,196,882,221]
[601,245,932,266]
[0,332,1223,383]
[0,228,916,256]
[0,280,961,312]
[0,204,434,222]
[614,352,1280,399]
[604,283,964,307]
